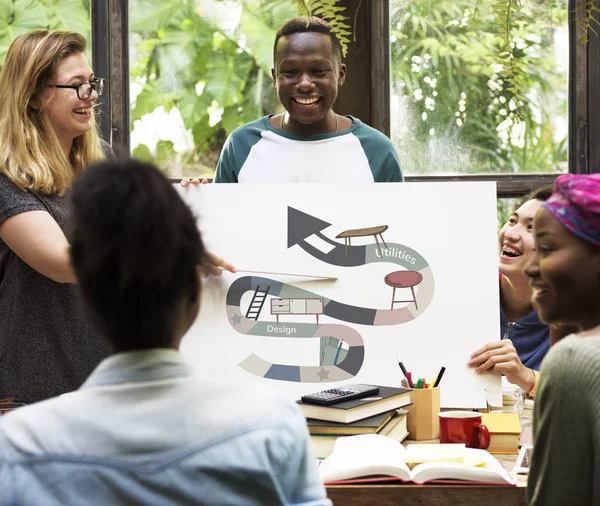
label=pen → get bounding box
[432,367,446,388]
[397,360,409,379]
[397,360,413,387]
[415,378,424,389]
[428,377,437,388]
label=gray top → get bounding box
[528,333,600,506]
[0,146,113,403]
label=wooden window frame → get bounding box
[92,0,129,151]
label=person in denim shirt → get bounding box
[0,159,330,506]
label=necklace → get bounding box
[280,111,339,133]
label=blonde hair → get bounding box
[0,30,104,195]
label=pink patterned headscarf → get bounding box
[543,174,600,248]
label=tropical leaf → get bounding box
[0,0,47,54]
[155,139,176,166]
[191,115,213,150]
[129,0,184,33]
[204,47,252,107]
[132,143,154,162]
[45,0,90,38]
[238,8,281,74]
[177,88,213,130]
[220,104,244,135]
[131,81,176,122]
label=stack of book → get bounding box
[481,412,523,454]
[297,386,412,458]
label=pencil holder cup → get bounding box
[406,387,441,441]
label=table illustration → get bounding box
[336,225,388,257]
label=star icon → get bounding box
[229,313,242,325]
[316,367,330,381]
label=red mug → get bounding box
[438,411,490,449]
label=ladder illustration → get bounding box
[245,285,270,320]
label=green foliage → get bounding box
[497,197,518,229]
[390,0,568,175]
[132,143,154,162]
[292,0,351,56]
[576,0,600,42]
[155,139,177,165]
[0,0,89,63]
[129,0,298,175]
[493,0,527,121]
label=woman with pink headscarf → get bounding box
[525,174,600,506]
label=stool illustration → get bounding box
[384,270,423,310]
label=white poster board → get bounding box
[177,182,501,408]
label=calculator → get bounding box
[300,384,380,405]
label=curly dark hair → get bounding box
[69,158,205,351]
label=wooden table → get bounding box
[336,225,389,257]
[326,451,527,506]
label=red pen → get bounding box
[406,371,414,388]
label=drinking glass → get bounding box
[484,387,526,415]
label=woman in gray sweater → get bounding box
[525,174,600,506]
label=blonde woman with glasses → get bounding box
[0,30,112,404]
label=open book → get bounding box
[318,434,515,485]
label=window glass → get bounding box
[0,0,91,65]
[390,0,568,176]
[129,0,297,178]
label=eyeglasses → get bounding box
[46,77,105,100]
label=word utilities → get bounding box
[318,435,515,485]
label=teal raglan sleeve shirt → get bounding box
[213,121,264,183]
[213,116,403,183]
[351,122,403,182]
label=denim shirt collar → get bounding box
[82,349,193,388]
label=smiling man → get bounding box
[213,16,403,183]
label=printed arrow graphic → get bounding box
[287,206,366,266]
